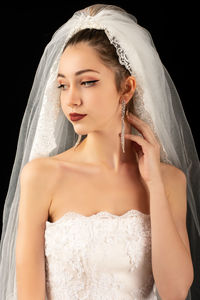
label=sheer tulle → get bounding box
[0,4,199,299]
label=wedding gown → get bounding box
[44,209,158,300]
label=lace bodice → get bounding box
[44,209,158,300]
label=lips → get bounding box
[69,113,87,121]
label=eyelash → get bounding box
[57,80,99,90]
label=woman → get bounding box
[0,4,199,300]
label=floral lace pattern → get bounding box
[44,209,157,299]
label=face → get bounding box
[57,42,125,136]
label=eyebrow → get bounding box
[57,69,100,78]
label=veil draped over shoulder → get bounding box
[0,4,199,299]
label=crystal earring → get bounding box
[121,98,126,153]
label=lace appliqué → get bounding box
[45,210,157,299]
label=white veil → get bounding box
[0,4,199,299]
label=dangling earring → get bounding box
[121,99,126,153]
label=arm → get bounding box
[149,165,194,300]
[16,158,55,300]
[124,112,194,300]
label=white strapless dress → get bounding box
[44,209,158,300]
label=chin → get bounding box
[73,128,89,136]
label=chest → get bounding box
[48,163,150,222]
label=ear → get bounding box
[121,76,136,104]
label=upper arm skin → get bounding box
[164,164,194,286]
[16,157,57,300]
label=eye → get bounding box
[57,80,99,90]
[81,80,99,87]
[57,84,67,90]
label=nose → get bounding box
[63,85,82,109]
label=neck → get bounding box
[73,119,138,174]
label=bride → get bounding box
[0,4,199,300]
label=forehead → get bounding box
[60,43,100,65]
[58,43,112,76]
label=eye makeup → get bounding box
[57,80,99,90]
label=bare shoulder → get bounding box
[18,157,62,227]
[20,157,61,201]
[21,156,59,180]
[160,162,187,198]
[160,162,186,180]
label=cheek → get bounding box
[90,98,117,123]
[88,92,108,110]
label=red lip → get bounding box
[69,113,87,121]
[69,113,87,116]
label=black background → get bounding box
[1,1,199,230]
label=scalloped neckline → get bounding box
[46,208,150,226]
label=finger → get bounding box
[126,113,157,144]
[131,140,144,159]
[126,113,158,145]
[132,140,142,153]
[124,133,149,153]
